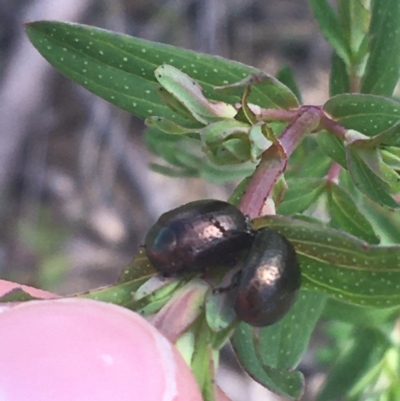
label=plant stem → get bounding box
[326,162,342,183]
[239,106,321,218]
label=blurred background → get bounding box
[0,1,332,399]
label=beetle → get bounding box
[234,227,301,327]
[144,199,253,276]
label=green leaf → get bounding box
[329,52,350,96]
[338,0,370,59]
[205,289,237,332]
[327,182,380,243]
[345,146,400,209]
[214,72,299,110]
[150,163,198,178]
[276,66,302,103]
[231,323,304,399]
[248,123,273,162]
[144,128,203,175]
[81,248,154,306]
[200,120,250,148]
[288,138,332,179]
[253,215,400,308]
[206,138,251,165]
[278,178,325,215]
[256,290,327,370]
[317,131,347,168]
[155,64,236,124]
[323,298,399,325]
[360,0,400,96]
[199,159,255,183]
[317,327,391,401]
[145,116,197,135]
[324,94,400,136]
[355,121,400,148]
[382,148,400,170]
[190,317,217,401]
[0,287,41,303]
[25,21,298,123]
[359,195,400,245]
[309,0,352,65]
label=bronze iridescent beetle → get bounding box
[144,199,253,276]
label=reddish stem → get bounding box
[326,162,342,184]
[320,113,347,139]
[256,108,297,122]
[239,106,321,218]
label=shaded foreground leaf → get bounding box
[231,323,304,399]
[256,290,327,370]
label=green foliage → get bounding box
[327,181,380,243]
[21,1,400,400]
[231,290,327,399]
[361,0,400,96]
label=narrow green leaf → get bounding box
[327,182,380,243]
[81,248,154,306]
[117,248,155,284]
[150,163,198,178]
[317,131,347,168]
[231,323,304,399]
[257,290,327,370]
[276,66,302,103]
[25,21,298,123]
[206,138,251,165]
[0,288,41,303]
[214,72,299,110]
[323,298,399,325]
[228,176,251,205]
[288,139,332,179]
[338,0,370,59]
[278,178,325,215]
[309,0,352,65]
[145,116,197,134]
[361,0,400,96]
[382,147,400,170]
[155,64,236,124]
[360,195,400,245]
[317,327,391,401]
[249,123,273,162]
[156,86,200,122]
[354,121,400,148]
[329,52,350,96]
[199,159,254,183]
[324,94,400,136]
[253,215,400,308]
[346,146,399,209]
[191,317,217,401]
[205,289,237,332]
[200,120,250,148]
[144,128,203,174]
